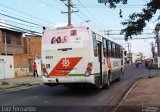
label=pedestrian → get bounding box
[33,62,38,77]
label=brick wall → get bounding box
[0,29,24,55]
[23,35,42,58]
[23,35,42,72]
[13,54,29,77]
[0,30,2,54]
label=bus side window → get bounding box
[115,44,117,58]
[112,43,115,58]
[103,39,107,57]
[107,40,112,57]
[120,47,123,58]
[118,45,121,58]
[116,45,120,58]
[92,33,97,57]
[106,40,108,57]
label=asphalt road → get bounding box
[0,62,159,112]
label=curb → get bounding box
[0,83,42,93]
[112,77,143,112]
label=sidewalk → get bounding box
[0,76,42,92]
[116,76,160,112]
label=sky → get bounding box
[0,0,159,57]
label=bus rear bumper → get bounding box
[42,75,95,85]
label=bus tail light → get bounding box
[85,63,93,76]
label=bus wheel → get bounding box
[103,75,110,89]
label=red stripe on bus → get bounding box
[106,58,112,70]
[49,57,82,76]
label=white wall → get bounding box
[0,56,15,79]
[0,59,5,79]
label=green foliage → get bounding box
[98,0,160,41]
[98,0,127,8]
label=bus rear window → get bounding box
[70,30,77,36]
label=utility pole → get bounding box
[61,0,78,26]
[155,23,160,56]
[128,43,132,64]
[123,43,132,64]
[68,0,71,26]
[156,31,160,56]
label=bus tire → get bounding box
[103,74,110,89]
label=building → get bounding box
[0,28,30,77]
[0,28,24,55]
[23,35,42,72]
[0,28,42,77]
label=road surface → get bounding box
[0,63,159,112]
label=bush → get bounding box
[1,81,9,85]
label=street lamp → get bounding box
[80,20,91,26]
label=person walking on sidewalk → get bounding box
[33,62,38,77]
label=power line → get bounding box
[75,5,99,25]
[0,2,54,25]
[0,12,45,28]
[37,0,61,12]
[75,4,145,6]
[75,13,85,21]
[0,8,46,27]
[51,0,79,24]
[1,19,42,29]
[107,32,154,34]
[0,25,41,35]
[77,0,103,26]
[59,0,96,26]
[112,37,155,40]
[75,4,145,8]
[0,21,42,34]
[60,0,79,26]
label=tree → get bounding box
[98,0,160,41]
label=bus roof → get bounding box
[43,25,123,47]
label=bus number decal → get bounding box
[45,56,53,59]
[113,61,118,67]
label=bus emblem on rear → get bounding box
[62,58,70,68]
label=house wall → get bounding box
[23,35,42,72]
[13,54,29,77]
[0,29,24,55]
[0,30,3,54]
[23,35,41,57]
[0,56,14,79]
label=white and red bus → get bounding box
[41,26,126,89]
